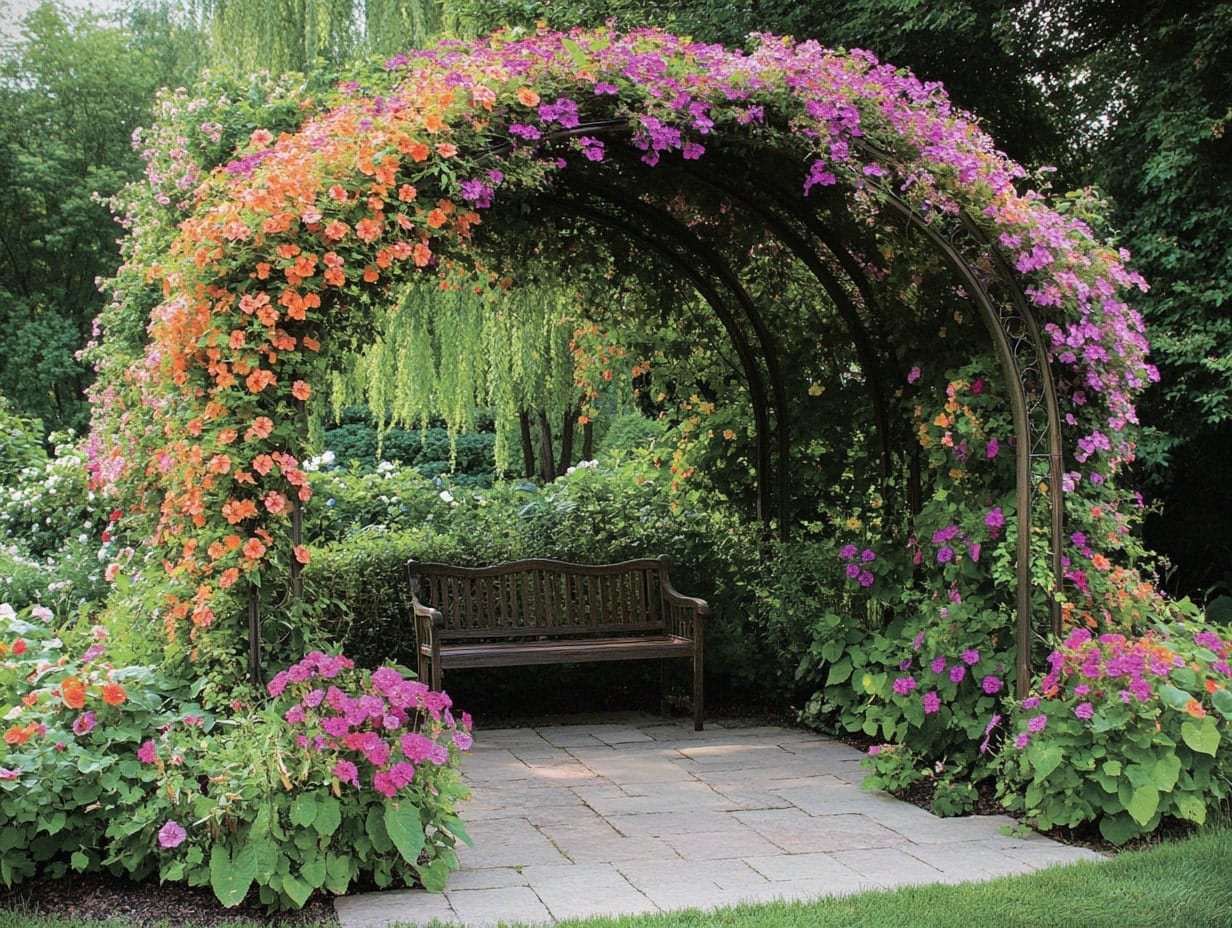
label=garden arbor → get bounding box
[90,29,1155,698]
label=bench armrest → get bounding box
[661,577,709,641]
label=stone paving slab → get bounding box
[334,714,1107,928]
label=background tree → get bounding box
[0,0,201,433]
[189,0,446,74]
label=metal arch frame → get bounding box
[552,170,796,533]
[542,187,780,523]
[530,120,1066,694]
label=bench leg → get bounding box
[693,653,704,732]
[660,659,669,717]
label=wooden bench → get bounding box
[407,557,708,730]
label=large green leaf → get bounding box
[313,795,342,837]
[1126,784,1160,826]
[1181,716,1220,757]
[384,802,426,865]
[209,845,255,907]
[1173,792,1208,825]
[1027,741,1064,779]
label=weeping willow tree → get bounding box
[331,283,623,480]
[189,0,447,74]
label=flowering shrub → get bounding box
[0,604,167,885]
[996,608,1232,844]
[135,653,473,908]
[1,602,473,909]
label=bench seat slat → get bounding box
[428,635,694,669]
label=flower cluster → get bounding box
[267,652,472,798]
[839,544,877,588]
[1009,622,1232,753]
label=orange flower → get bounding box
[61,677,87,710]
[293,545,311,565]
[516,87,540,107]
[426,208,448,229]
[219,567,241,589]
[222,498,259,524]
[398,184,417,202]
[101,683,127,706]
[246,416,274,440]
[242,537,267,561]
[291,380,311,401]
[245,369,277,393]
[1185,698,1207,718]
[4,724,37,746]
[355,218,383,243]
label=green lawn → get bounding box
[5,827,1230,928]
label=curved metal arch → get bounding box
[668,156,900,489]
[556,170,795,533]
[483,119,1068,692]
[541,189,778,522]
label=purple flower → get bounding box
[981,675,1004,695]
[1021,696,1040,709]
[1027,714,1048,733]
[1014,732,1030,749]
[936,546,954,564]
[1074,702,1094,720]
[985,438,1000,459]
[962,649,981,666]
[858,570,875,588]
[72,711,96,736]
[949,665,967,684]
[860,548,877,562]
[922,691,941,714]
[932,525,961,545]
[839,544,858,560]
[930,656,947,674]
[892,676,918,696]
[158,820,187,849]
[984,508,1005,532]
[846,563,862,579]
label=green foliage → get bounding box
[0,605,473,910]
[0,1,201,433]
[996,610,1232,845]
[0,397,47,486]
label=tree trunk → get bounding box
[582,418,594,462]
[536,410,555,483]
[557,408,575,476]
[519,409,536,478]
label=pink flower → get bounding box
[72,711,96,736]
[922,691,941,714]
[333,759,359,786]
[158,820,187,849]
[137,739,158,764]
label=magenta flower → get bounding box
[892,676,918,696]
[961,649,981,666]
[333,759,360,786]
[949,665,967,684]
[930,656,947,674]
[1027,714,1048,733]
[1014,732,1030,749]
[158,820,187,849]
[981,675,1004,695]
[1074,702,1095,720]
[72,711,96,736]
[137,739,158,764]
[922,691,941,714]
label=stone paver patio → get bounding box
[335,714,1103,928]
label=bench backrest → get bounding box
[408,558,673,641]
